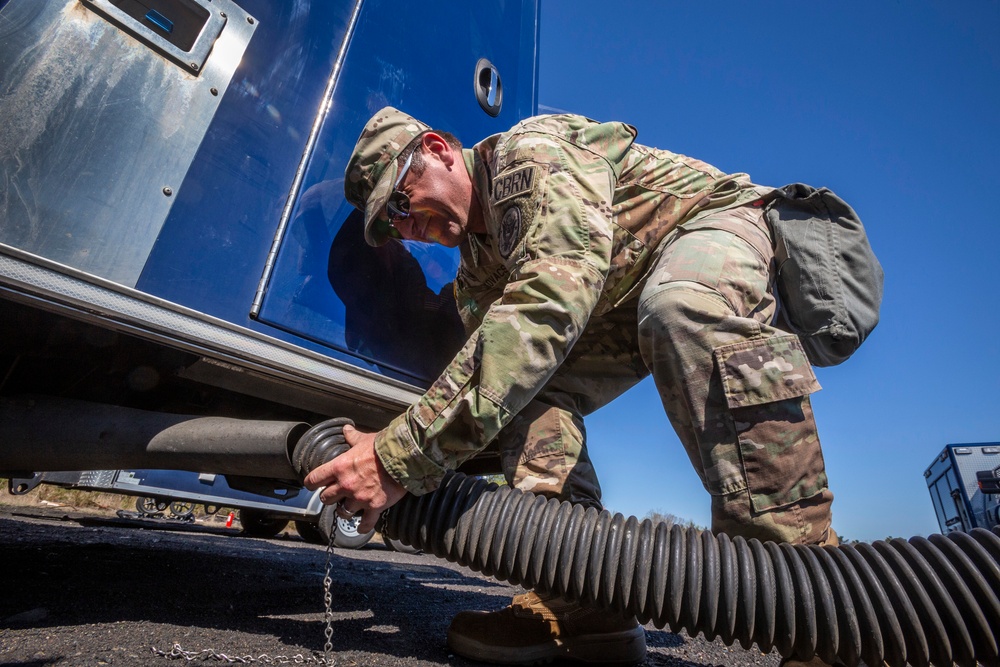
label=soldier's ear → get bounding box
[422,132,456,167]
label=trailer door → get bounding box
[251,0,539,386]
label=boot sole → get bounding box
[447,625,646,666]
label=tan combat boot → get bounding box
[447,590,646,665]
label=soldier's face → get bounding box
[387,141,474,247]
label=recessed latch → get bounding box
[474,57,503,117]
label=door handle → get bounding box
[474,58,503,117]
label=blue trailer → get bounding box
[924,443,1000,533]
[0,1,540,486]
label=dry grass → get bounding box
[0,478,134,512]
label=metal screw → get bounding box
[247,16,255,24]
[210,87,218,96]
[190,63,199,71]
[220,11,226,18]
[162,187,173,197]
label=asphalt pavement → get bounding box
[0,504,782,666]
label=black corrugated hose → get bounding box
[293,418,1000,666]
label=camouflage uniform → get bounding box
[358,112,834,545]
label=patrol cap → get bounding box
[344,106,430,246]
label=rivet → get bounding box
[247,16,255,24]
[162,187,173,197]
[210,87,219,96]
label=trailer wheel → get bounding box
[317,505,374,549]
[294,520,325,545]
[169,501,196,519]
[238,508,289,538]
[136,496,168,514]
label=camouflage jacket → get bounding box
[375,114,762,494]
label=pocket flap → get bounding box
[715,334,821,409]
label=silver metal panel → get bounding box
[83,0,227,75]
[0,245,422,414]
[110,473,317,517]
[0,0,255,287]
[79,469,118,487]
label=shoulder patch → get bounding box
[498,206,522,259]
[492,165,535,205]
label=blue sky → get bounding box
[537,1,1000,542]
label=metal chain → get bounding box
[153,530,338,665]
[150,644,325,664]
[322,527,335,660]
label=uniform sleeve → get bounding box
[375,138,618,494]
[454,261,501,336]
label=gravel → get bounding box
[0,503,782,667]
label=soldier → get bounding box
[304,107,839,666]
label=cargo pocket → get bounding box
[714,334,828,512]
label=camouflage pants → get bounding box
[494,201,835,545]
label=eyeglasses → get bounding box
[386,151,414,223]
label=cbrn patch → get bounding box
[492,165,535,205]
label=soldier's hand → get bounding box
[303,425,408,534]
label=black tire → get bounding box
[169,501,196,519]
[383,535,422,554]
[294,520,325,545]
[317,505,375,549]
[136,497,168,514]
[238,508,289,538]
